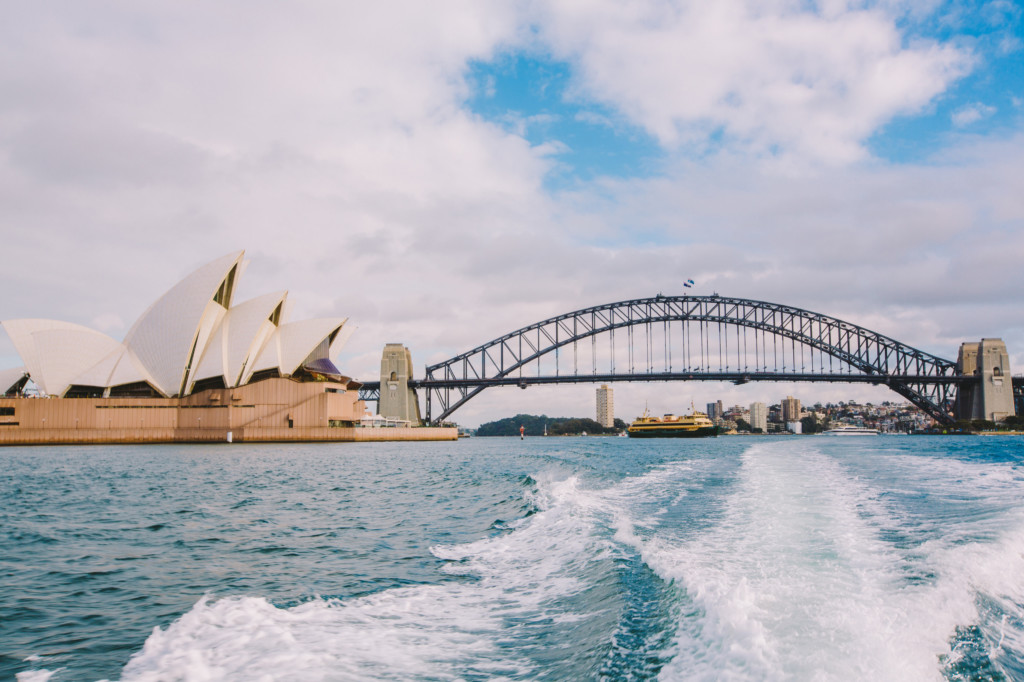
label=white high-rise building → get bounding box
[596,384,614,428]
[750,402,768,433]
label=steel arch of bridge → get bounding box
[373,295,964,425]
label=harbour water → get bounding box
[3,436,1024,680]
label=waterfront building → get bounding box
[782,395,801,423]
[0,251,454,444]
[596,384,614,428]
[729,405,748,420]
[749,402,768,433]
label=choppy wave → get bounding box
[607,440,1024,680]
[108,473,624,681]
[11,438,1024,681]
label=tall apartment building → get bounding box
[749,402,768,433]
[782,396,801,423]
[706,399,724,422]
[596,384,614,428]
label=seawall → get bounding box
[0,426,458,445]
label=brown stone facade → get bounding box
[0,377,456,444]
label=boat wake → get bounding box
[99,473,623,681]
[609,440,1024,680]
[20,440,1024,681]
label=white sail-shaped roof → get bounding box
[32,329,124,397]
[191,291,287,389]
[279,318,347,376]
[122,251,243,397]
[0,251,361,397]
[0,366,28,395]
[250,318,347,378]
[329,324,356,357]
[0,319,123,396]
[70,344,158,392]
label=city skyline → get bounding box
[473,393,937,434]
[1,2,1022,427]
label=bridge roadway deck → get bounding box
[358,372,979,395]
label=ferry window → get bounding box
[287,418,294,429]
[0,407,14,416]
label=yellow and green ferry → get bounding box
[626,407,721,438]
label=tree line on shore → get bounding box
[950,415,1024,432]
[476,414,628,437]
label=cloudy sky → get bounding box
[1,0,1022,425]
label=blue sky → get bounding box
[465,1,1023,176]
[870,0,1024,161]
[466,55,665,188]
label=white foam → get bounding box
[569,442,971,679]
[119,473,616,681]
[102,441,1024,680]
[120,592,512,681]
[431,473,617,618]
[665,442,924,680]
[597,440,1024,681]
[907,508,1024,673]
[15,670,58,682]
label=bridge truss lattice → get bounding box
[363,295,965,425]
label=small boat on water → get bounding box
[821,424,879,436]
[627,407,721,438]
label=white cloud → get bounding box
[574,110,614,127]
[951,102,998,126]
[527,0,973,165]
[998,34,1023,55]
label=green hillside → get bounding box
[477,414,627,437]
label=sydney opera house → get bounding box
[0,251,453,444]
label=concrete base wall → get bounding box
[234,426,457,442]
[346,427,456,442]
[0,426,457,445]
[0,428,182,445]
[0,378,457,445]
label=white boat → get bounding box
[821,424,879,435]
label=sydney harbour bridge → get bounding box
[358,295,1021,426]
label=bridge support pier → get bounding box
[955,338,1016,422]
[379,344,422,426]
